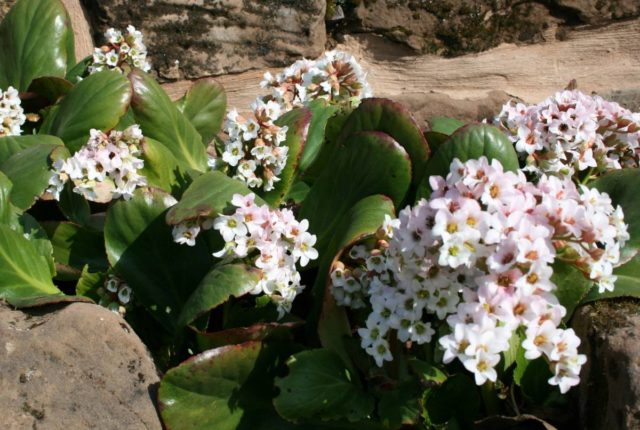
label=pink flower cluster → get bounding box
[331,157,628,393]
[174,194,318,317]
[494,90,640,178]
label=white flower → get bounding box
[172,221,201,246]
[0,86,26,137]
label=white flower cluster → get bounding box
[0,86,26,137]
[47,125,147,202]
[220,99,289,191]
[261,50,373,111]
[173,193,318,317]
[331,157,629,393]
[215,50,371,192]
[89,26,151,74]
[494,90,640,178]
[97,274,133,316]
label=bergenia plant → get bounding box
[1,1,639,429]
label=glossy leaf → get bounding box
[592,169,640,256]
[58,182,91,226]
[42,222,108,280]
[28,76,73,104]
[75,265,105,301]
[65,55,91,82]
[338,98,429,187]
[428,117,465,136]
[274,348,374,423]
[408,359,448,385]
[19,213,55,278]
[166,171,265,225]
[582,255,640,302]
[262,108,311,207]
[0,134,65,165]
[297,99,339,173]
[0,143,67,210]
[417,124,519,199]
[378,380,422,429]
[179,264,261,328]
[551,262,593,320]
[159,341,298,430]
[196,322,302,350]
[129,69,207,172]
[0,224,61,304]
[178,78,227,144]
[104,190,212,332]
[46,70,132,152]
[0,0,74,91]
[300,131,410,253]
[140,137,182,193]
[0,171,16,224]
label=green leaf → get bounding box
[316,195,395,363]
[42,221,108,281]
[58,182,91,226]
[18,213,55,277]
[378,380,422,429]
[0,0,74,91]
[274,348,374,423]
[65,55,91,82]
[46,70,132,152]
[0,171,17,223]
[166,171,265,225]
[408,359,448,385]
[196,322,302,350]
[338,98,430,188]
[76,265,105,301]
[178,78,227,144]
[518,357,554,404]
[503,331,523,371]
[262,108,312,207]
[582,254,640,302]
[27,76,73,104]
[0,134,65,165]
[179,264,261,328]
[428,117,465,136]
[422,374,481,426]
[551,262,593,321]
[0,224,62,304]
[0,143,67,210]
[129,69,207,172]
[140,137,181,193]
[285,180,310,204]
[300,131,410,253]
[417,124,519,199]
[592,169,640,256]
[159,341,298,430]
[104,189,212,332]
[298,99,339,173]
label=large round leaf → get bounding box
[338,98,430,188]
[0,224,61,305]
[0,143,67,210]
[0,134,65,164]
[262,108,311,207]
[159,341,298,430]
[42,221,108,280]
[166,171,265,225]
[104,189,212,332]
[297,99,339,174]
[300,131,410,253]
[178,264,261,328]
[140,137,182,193]
[416,124,519,199]
[45,70,132,152]
[592,169,640,257]
[274,348,374,423]
[0,0,74,91]
[129,69,207,172]
[177,78,227,144]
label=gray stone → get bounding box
[81,0,327,81]
[0,302,162,430]
[573,299,640,430]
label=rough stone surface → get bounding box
[0,302,162,430]
[332,0,640,56]
[573,299,640,430]
[81,0,327,81]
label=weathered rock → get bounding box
[81,0,327,81]
[338,0,640,56]
[0,302,162,430]
[573,299,640,430]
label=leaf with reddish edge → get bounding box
[315,195,396,368]
[196,321,303,350]
[166,171,266,225]
[27,76,73,104]
[158,341,299,430]
[338,98,430,188]
[176,77,227,144]
[7,294,92,309]
[129,69,207,172]
[261,107,311,207]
